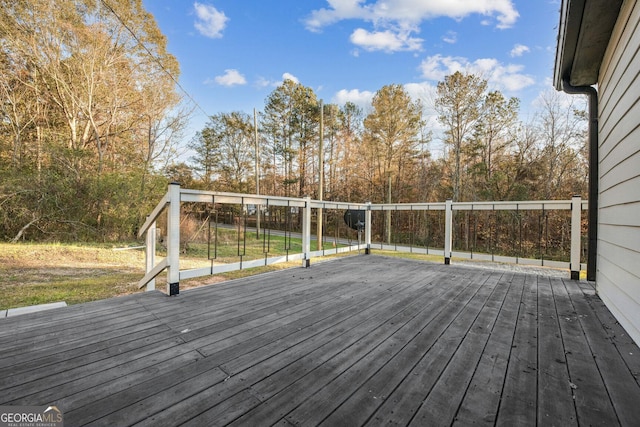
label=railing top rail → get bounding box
[179,189,310,207]
[370,202,447,211]
[451,200,575,211]
[367,199,582,211]
[308,200,370,210]
[180,188,304,201]
[176,188,587,212]
[180,188,370,210]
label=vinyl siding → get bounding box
[597,0,640,345]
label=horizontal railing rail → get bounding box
[139,183,588,295]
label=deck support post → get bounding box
[365,202,372,254]
[167,182,181,295]
[570,195,582,280]
[144,219,156,291]
[302,196,311,267]
[444,199,453,264]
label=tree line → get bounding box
[185,76,588,206]
[0,1,588,242]
[0,0,187,241]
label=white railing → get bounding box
[367,197,587,276]
[137,183,369,295]
[138,183,588,295]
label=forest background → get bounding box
[0,0,588,243]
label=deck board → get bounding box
[495,273,539,427]
[402,271,510,426]
[258,269,484,426]
[554,276,618,425]
[1,255,640,426]
[317,270,495,426]
[537,275,578,427]
[452,272,523,426]
[565,279,640,426]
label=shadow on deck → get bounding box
[1,255,639,426]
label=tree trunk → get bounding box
[11,216,39,243]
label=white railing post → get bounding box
[365,202,372,254]
[145,219,156,291]
[444,199,453,265]
[166,182,181,295]
[302,196,311,267]
[570,195,582,280]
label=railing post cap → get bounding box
[170,181,181,186]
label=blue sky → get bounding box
[142,0,562,145]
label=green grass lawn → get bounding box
[180,231,304,264]
[0,243,145,310]
[0,233,313,310]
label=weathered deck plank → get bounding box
[227,270,462,425]
[401,272,510,426]
[452,272,524,426]
[554,276,618,425]
[537,275,578,427]
[495,273,539,427]
[315,270,496,426]
[564,279,640,426]
[1,255,639,426]
[250,269,486,426]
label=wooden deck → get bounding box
[1,255,639,426]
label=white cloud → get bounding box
[419,54,467,80]
[332,84,436,113]
[442,31,457,44]
[282,72,299,84]
[211,69,246,87]
[510,44,530,57]
[253,73,300,88]
[305,0,519,31]
[256,77,272,88]
[404,82,437,105]
[419,54,535,92]
[332,88,375,109]
[305,0,365,32]
[350,28,423,52]
[304,1,518,53]
[194,2,228,38]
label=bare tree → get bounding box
[435,72,487,201]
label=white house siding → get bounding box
[597,0,640,345]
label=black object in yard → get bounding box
[344,209,366,231]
